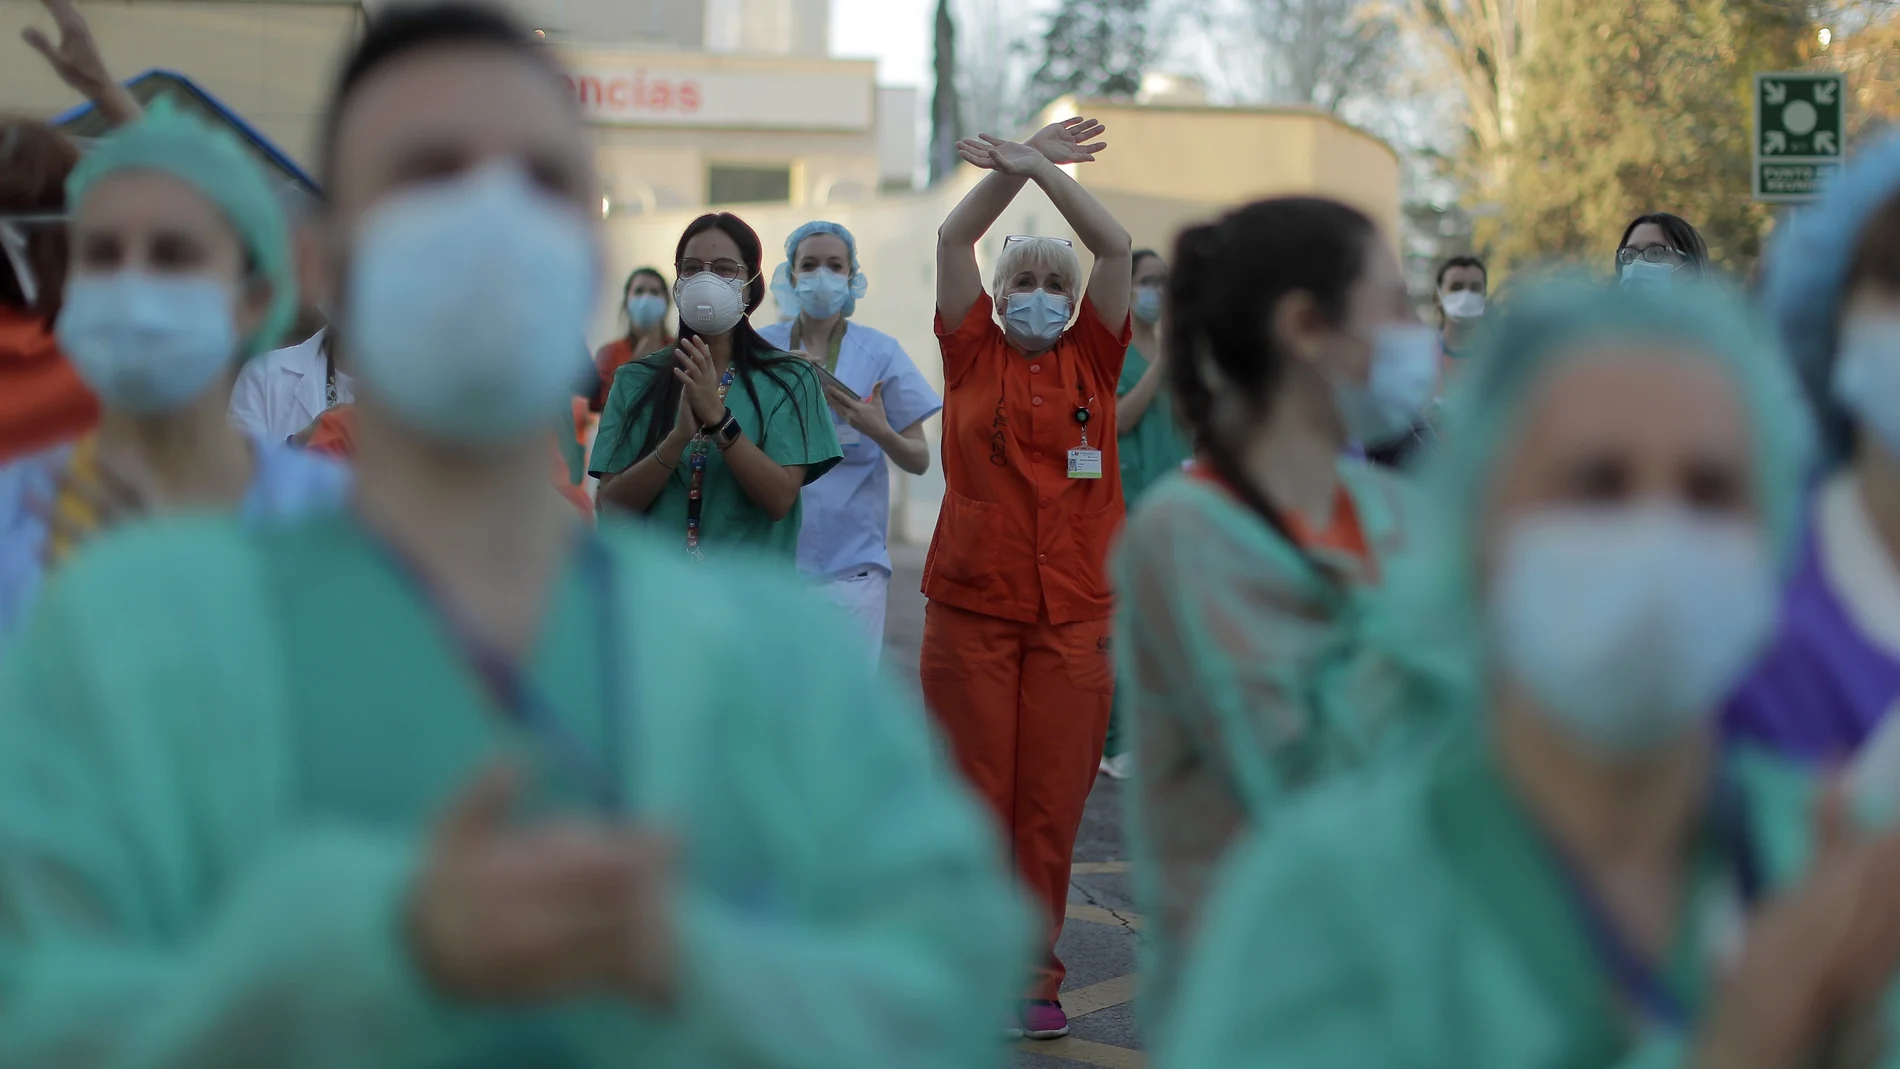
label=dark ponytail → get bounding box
[1167,196,1375,548]
[602,212,813,466]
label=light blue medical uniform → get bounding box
[0,438,350,640]
[757,320,942,580]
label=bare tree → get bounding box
[955,0,1039,137]
[1194,0,1398,111]
[1397,0,1539,198]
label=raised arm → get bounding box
[963,121,1131,332]
[936,117,1111,329]
[936,171,1029,329]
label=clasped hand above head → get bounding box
[955,116,1109,175]
[406,763,680,1009]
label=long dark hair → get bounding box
[1168,196,1375,548]
[621,265,670,342]
[1618,212,1710,274]
[607,212,810,463]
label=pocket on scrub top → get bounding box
[931,490,1000,585]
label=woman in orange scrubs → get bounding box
[923,116,1132,1041]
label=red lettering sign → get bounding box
[568,70,707,118]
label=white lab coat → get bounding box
[228,329,354,443]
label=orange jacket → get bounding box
[0,308,98,462]
[923,293,1132,625]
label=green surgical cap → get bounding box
[66,98,294,358]
[1358,275,1815,728]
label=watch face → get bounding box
[719,418,740,443]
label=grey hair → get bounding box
[990,235,1082,303]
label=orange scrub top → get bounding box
[0,309,98,463]
[1192,464,1376,580]
[925,292,1132,625]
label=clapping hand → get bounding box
[824,380,891,437]
[407,764,679,1007]
[673,337,728,429]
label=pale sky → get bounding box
[829,0,936,91]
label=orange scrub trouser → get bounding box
[920,599,1114,1002]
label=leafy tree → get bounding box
[1492,0,1809,272]
[1410,0,1813,275]
[1025,0,1154,115]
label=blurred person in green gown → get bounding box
[0,5,1027,1067]
[1113,197,1428,1032]
[1160,277,1900,1069]
[1098,248,1190,780]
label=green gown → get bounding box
[0,510,1026,1068]
[1103,344,1194,760]
[1158,730,1900,1069]
[589,347,842,559]
[1113,459,1417,1029]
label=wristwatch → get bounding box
[704,408,742,451]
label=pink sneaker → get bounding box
[1021,1000,1070,1040]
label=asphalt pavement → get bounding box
[883,542,1145,1069]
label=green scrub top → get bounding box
[589,345,842,558]
[1114,459,1417,1030]
[0,511,1025,1068]
[1115,344,1190,503]
[1158,730,1900,1068]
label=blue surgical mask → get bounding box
[57,272,237,413]
[627,293,667,332]
[795,269,850,319]
[1004,289,1071,348]
[1133,285,1163,325]
[1332,324,1439,446]
[1832,316,1900,455]
[1620,259,1680,288]
[345,164,598,444]
[1489,505,1776,755]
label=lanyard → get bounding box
[323,342,339,410]
[370,531,627,815]
[1541,775,1763,1034]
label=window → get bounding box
[708,164,793,205]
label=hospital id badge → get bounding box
[1067,448,1103,479]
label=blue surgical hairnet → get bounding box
[774,219,870,317]
[1357,276,1814,729]
[66,98,294,358]
[1763,132,1900,467]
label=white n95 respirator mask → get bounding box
[675,272,749,335]
[1488,504,1777,755]
[343,164,599,444]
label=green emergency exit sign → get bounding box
[1754,72,1846,202]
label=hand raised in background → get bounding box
[22,0,140,125]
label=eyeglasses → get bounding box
[1003,235,1074,248]
[677,257,750,280]
[1617,244,1685,266]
